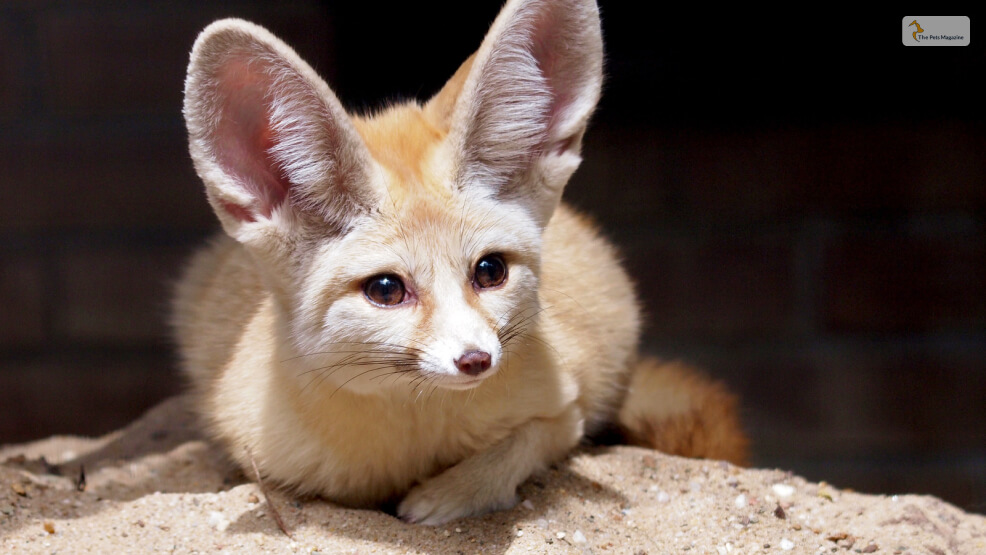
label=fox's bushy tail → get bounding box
[618,358,749,466]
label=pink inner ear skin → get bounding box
[213,57,292,221]
[218,199,257,223]
[505,6,582,160]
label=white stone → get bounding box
[772,484,795,498]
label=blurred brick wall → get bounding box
[0,0,335,440]
[1,4,983,512]
[570,122,986,510]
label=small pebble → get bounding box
[734,494,747,509]
[207,510,230,532]
[572,530,587,544]
[521,499,535,510]
[43,521,55,534]
[772,484,795,498]
[780,538,794,550]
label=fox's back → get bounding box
[172,234,263,388]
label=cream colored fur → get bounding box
[176,0,746,526]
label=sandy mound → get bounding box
[2,397,984,553]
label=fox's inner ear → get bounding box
[184,19,381,240]
[431,0,603,226]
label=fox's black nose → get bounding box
[454,350,492,376]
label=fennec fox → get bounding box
[175,0,747,525]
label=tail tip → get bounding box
[619,359,749,466]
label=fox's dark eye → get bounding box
[363,274,406,306]
[474,254,507,289]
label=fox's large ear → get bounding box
[426,0,602,227]
[184,19,381,244]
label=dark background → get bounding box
[1,3,983,512]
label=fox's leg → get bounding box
[397,404,584,525]
[618,358,749,465]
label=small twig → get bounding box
[246,448,292,538]
[76,464,87,492]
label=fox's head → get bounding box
[183,0,602,394]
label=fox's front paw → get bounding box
[397,471,518,525]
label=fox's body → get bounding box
[176,204,634,509]
[176,0,746,525]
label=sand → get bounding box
[2,396,984,554]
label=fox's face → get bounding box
[288,140,545,393]
[183,0,603,393]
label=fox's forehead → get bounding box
[346,102,541,268]
[360,194,502,257]
[352,103,452,203]
[336,188,538,280]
